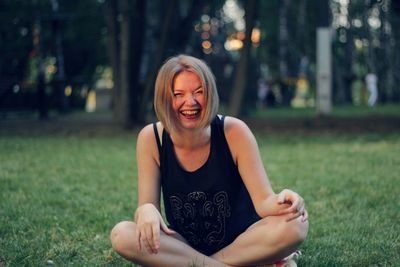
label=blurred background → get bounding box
[1,2,399,265]
[1,0,399,129]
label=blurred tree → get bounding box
[228,0,257,116]
[331,0,398,104]
[0,0,35,98]
[257,0,316,105]
[139,0,177,121]
[258,1,280,76]
[50,0,68,113]
[332,0,355,104]
[0,0,108,113]
[378,0,394,102]
[104,0,119,118]
[139,0,215,121]
[61,1,108,87]
[279,0,289,81]
[2,0,399,120]
[104,0,146,127]
[32,0,47,119]
[391,0,400,101]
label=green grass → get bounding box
[1,131,399,266]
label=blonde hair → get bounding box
[154,55,219,133]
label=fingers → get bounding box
[301,209,309,222]
[151,224,160,251]
[277,190,288,204]
[136,227,141,252]
[285,208,308,222]
[277,196,302,214]
[290,197,304,214]
[145,225,157,254]
[160,219,176,235]
[277,189,307,221]
[140,232,153,254]
[285,210,302,221]
[135,204,164,254]
[136,224,159,254]
[142,218,176,254]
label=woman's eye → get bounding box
[173,92,182,97]
[195,90,203,95]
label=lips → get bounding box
[180,109,200,119]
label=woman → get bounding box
[111,55,309,267]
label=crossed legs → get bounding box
[211,213,308,266]
[110,220,227,267]
[110,213,308,267]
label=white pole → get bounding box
[316,28,332,116]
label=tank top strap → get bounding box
[214,115,226,136]
[153,123,162,154]
[221,115,226,125]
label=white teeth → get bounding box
[181,110,199,115]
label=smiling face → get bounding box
[154,55,219,134]
[172,71,205,130]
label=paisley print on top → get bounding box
[169,191,231,248]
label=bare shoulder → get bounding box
[221,116,257,163]
[137,123,155,143]
[223,116,253,139]
[137,122,163,144]
[136,122,164,164]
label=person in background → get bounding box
[365,72,378,107]
[111,55,309,267]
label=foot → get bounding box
[257,251,301,267]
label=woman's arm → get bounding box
[136,124,162,208]
[224,117,306,220]
[135,124,176,254]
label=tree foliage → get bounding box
[0,0,107,112]
[1,0,399,124]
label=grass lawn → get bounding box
[1,129,399,266]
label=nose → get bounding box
[185,93,197,105]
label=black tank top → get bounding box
[153,116,260,256]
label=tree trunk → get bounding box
[380,0,394,102]
[279,0,289,80]
[228,0,257,117]
[279,0,291,106]
[104,0,120,120]
[173,0,207,53]
[117,0,132,128]
[297,0,306,57]
[392,0,400,101]
[341,3,355,104]
[130,0,146,122]
[363,5,377,74]
[139,0,177,120]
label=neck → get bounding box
[170,126,211,149]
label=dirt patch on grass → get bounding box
[1,112,399,136]
[246,115,400,134]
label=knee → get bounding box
[110,221,139,258]
[261,214,308,251]
[110,221,131,252]
[281,216,309,247]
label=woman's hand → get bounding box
[277,189,308,222]
[134,203,176,254]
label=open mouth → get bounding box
[180,109,201,119]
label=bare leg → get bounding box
[110,221,231,267]
[211,213,309,266]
